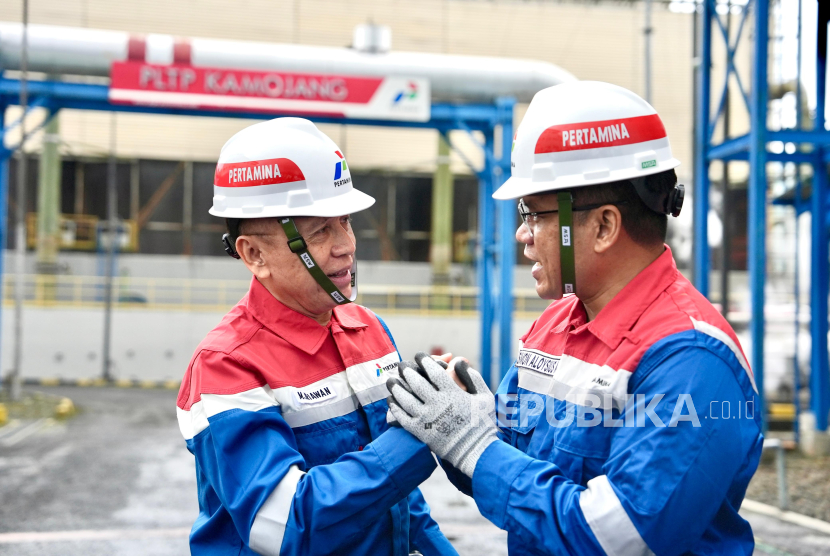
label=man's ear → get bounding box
[236,236,271,279]
[592,205,623,254]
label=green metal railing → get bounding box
[3,274,551,317]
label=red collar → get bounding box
[586,246,679,349]
[246,278,368,354]
[551,246,679,349]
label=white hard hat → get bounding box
[210,117,375,218]
[494,81,680,201]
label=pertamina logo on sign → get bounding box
[109,62,431,122]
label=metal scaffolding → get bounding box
[694,0,830,430]
[0,77,516,386]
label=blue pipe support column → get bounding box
[0,101,8,393]
[810,0,830,432]
[496,97,515,387]
[478,131,496,386]
[811,149,829,432]
[694,0,713,296]
[794,179,802,443]
[748,0,770,426]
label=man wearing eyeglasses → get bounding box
[387,82,763,555]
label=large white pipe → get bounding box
[0,23,576,103]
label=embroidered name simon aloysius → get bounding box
[516,349,560,376]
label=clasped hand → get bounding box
[385,352,498,478]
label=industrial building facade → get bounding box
[0,0,709,267]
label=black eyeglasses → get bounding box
[517,199,629,226]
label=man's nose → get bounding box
[332,222,356,257]
[516,223,533,245]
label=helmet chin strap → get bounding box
[279,217,356,305]
[557,191,576,296]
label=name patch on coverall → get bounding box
[294,385,338,405]
[516,348,561,376]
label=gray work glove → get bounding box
[385,358,447,428]
[386,352,498,478]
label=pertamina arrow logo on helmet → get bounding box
[333,151,351,187]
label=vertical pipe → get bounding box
[130,160,139,221]
[101,113,117,382]
[478,131,495,386]
[694,0,712,296]
[496,97,515,388]
[794,180,801,443]
[10,0,29,400]
[792,0,804,444]
[775,442,789,510]
[644,0,653,105]
[0,104,9,395]
[74,161,84,215]
[183,161,193,256]
[749,0,770,428]
[810,0,830,433]
[795,0,804,132]
[720,0,732,319]
[36,114,61,276]
[431,135,453,286]
[811,148,828,433]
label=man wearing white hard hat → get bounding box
[176,118,456,556]
[387,82,763,555]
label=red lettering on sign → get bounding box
[111,61,383,104]
[534,114,667,154]
[214,157,305,188]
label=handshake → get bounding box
[384,352,499,478]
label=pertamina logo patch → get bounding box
[376,362,397,377]
[333,151,351,187]
[516,348,561,376]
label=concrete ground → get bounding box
[0,386,825,556]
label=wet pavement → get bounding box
[0,386,826,555]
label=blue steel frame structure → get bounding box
[0,76,516,386]
[695,0,830,430]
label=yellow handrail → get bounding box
[1,274,549,317]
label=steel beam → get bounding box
[0,78,503,132]
[772,129,830,144]
[694,0,713,296]
[478,131,495,386]
[748,0,769,426]
[496,97,515,388]
[707,134,750,160]
[811,149,829,432]
[0,102,8,395]
[811,0,830,432]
